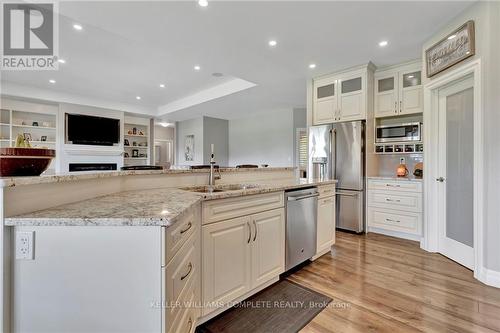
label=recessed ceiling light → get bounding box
[407,75,414,79]
[198,0,208,7]
[268,40,277,47]
[194,65,201,71]
[309,63,316,69]
[159,83,165,88]
[378,40,388,47]
[49,79,56,84]
[73,24,83,31]
[448,34,456,40]
[136,96,141,100]
[58,58,66,64]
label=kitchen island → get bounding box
[1,168,336,333]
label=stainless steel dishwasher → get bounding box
[285,187,318,271]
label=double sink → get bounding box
[180,184,262,193]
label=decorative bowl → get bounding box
[0,148,55,177]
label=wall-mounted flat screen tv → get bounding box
[66,114,120,146]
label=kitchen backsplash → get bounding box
[376,154,424,178]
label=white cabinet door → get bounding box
[313,79,337,125]
[251,209,285,288]
[202,216,251,314]
[338,75,365,121]
[375,73,399,118]
[316,195,335,253]
[399,69,423,115]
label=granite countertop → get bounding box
[4,179,337,227]
[0,167,295,188]
[367,176,423,182]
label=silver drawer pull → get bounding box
[385,198,401,202]
[180,262,193,281]
[385,218,401,223]
[385,184,401,187]
[180,222,192,234]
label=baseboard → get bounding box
[477,267,500,288]
[367,227,421,242]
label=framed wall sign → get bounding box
[425,20,475,78]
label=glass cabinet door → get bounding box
[316,83,335,99]
[402,71,422,88]
[341,77,362,94]
[338,75,364,121]
[375,74,398,117]
[313,81,337,124]
[400,70,423,115]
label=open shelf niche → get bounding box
[1,99,58,174]
[123,115,150,166]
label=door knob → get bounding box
[436,177,445,182]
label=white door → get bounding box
[251,209,285,288]
[437,76,474,269]
[202,216,252,314]
[375,73,399,118]
[338,75,365,121]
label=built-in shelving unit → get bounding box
[374,142,423,154]
[123,116,150,166]
[1,100,58,174]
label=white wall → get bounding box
[228,109,294,167]
[203,117,229,166]
[422,1,500,272]
[176,117,204,165]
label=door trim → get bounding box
[422,59,484,281]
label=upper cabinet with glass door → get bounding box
[312,63,374,125]
[313,77,337,124]
[375,60,423,118]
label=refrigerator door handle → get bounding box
[331,128,337,180]
[334,192,358,197]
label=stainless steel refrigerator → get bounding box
[308,120,365,233]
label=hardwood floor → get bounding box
[288,231,500,333]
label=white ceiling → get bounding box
[1,1,473,121]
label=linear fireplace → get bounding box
[69,163,117,172]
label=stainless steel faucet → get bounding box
[209,151,221,186]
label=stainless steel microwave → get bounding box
[376,122,422,143]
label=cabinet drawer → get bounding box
[368,207,421,235]
[368,190,422,213]
[165,231,199,321]
[368,179,422,193]
[318,184,335,198]
[163,264,198,333]
[169,288,198,333]
[202,192,284,225]
[163,207,199,266]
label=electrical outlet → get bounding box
[15,231,34,260]
[400,157,406,165]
